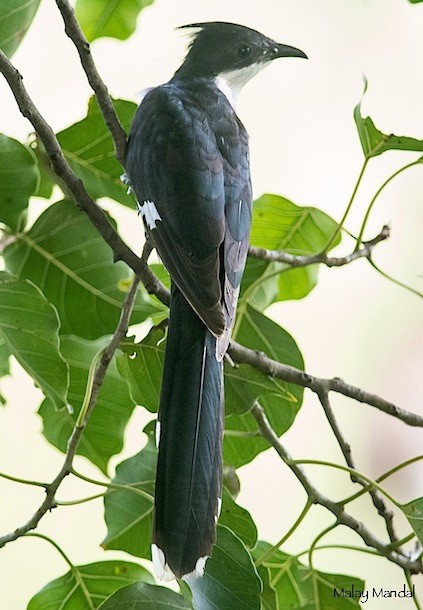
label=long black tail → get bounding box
[152,285,223,580]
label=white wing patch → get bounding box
[151,544,175,581]
[138,200,162,230]
[151,543,209,581]
[155,420,161,449]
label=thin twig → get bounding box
[228,341,423,427]
[248,225,390,268]
[54,0,127,166]
[0,277,140,549]
[251,402,422,574]
[316,389,399,545]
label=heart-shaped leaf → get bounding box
[27,560,153,610]
[4,200,164,339]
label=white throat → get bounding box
[215,62,266,109]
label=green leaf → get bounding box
[28,560,153,610]
[256,563,278,610]
[219,488,257,549]
[241,194,340,309]
[75,0,154,43]
[0,337,11,405]
[0,0,40,58]
[354,83,423,159]
[253,542,365,610]
[39,335,136,474]
[117,327,166,413]
[4,199,164,339]
[0,271,68,409]
[55,97,137,206]
[102,422,156,556]
[409,0,423,3]
[0,337,11,378]
[224,305,304,468]
[0,134,39,230]
[188,526,261,610]
[401,497,423,545]
[32,139,55,199]
[99,582,192,610]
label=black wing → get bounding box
[126,82,252,345]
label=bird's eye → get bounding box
[238,45,251,57]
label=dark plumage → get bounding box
[125,21,306,580]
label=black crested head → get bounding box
[174,22,307,80]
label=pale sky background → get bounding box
[0,0,422,608]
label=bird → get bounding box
[124,21,307,581]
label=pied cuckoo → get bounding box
[125,21,306,580]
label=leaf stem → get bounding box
[386,533,417,551]
[295,543,380,561]
[24,532,74,569]
[76,347,104,427]
[71,468,154,502]
[290,458,400,507]
[342,454,423,505]
[56,491,106,506]
[254,501,312,567]
[367,258,423,299]
[355,160,420,249]
[323,158,368,253]
[0,471,47,488]
[308,523,337,571]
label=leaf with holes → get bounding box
[0,272,68,409]
[253,541,365,610]
[241,194,340,309]
[0,0,40,58]
[102,422,156,557]
[39,335,136,474]
[27,560,153,610]
[224,304,304,468]
[52,97,137,206]
[75,0,154,43]
[0,134,39,230]
[4,200,164,339]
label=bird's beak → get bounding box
[275,43,308,59]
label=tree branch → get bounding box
[248,225,390,268]
[54,0,127,166]
[316,389,399,545]
[0,50,170,308]
[228,340,423,427]
[251,402,422,574]
[0,277,140,549]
